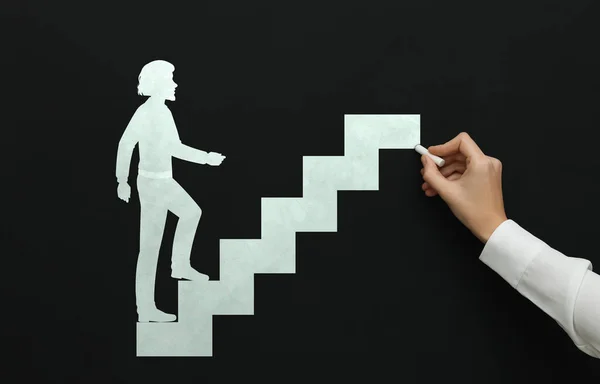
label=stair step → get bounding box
[136,319,212,356]
[302,155,379,194]
[260,196,337,234]
[221,236,296,276]
[179,279,254,317]
[344,114,420,155]
[219,239,263,281]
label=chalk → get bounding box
[415,144,445,167]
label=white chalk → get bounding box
[414,144,445,167]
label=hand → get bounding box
[117,182,131,203]
[206,152,226,166]
[419,132,508,243]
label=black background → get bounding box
[4,0,600,381]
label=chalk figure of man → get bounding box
[116,60,225,322]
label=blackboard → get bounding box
[5,1,599,381]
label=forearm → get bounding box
[479,220,599,358]
[116,141,135,183]
[172,143,209,164]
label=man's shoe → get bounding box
[138,308,177,323]
[171,267,210,282]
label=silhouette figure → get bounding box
[116,60,225,323]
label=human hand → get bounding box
[206,152,226,166]
[117,182,131,203]
[419,132,507,243]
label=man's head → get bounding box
[137,60,177,101]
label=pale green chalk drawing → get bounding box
[117,62,420,356]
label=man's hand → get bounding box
[419,132,507,243]
[117,182,131,203]
[206,152,226,166]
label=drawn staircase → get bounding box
[137,114,420,356]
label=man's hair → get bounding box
[137,60,175,96]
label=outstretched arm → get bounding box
[116,107,145,183]
[171,142,210,164]
[165,108,224,166]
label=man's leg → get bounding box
[136,198,176,322]
[167,179,209,281]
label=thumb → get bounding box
[421,155,451,195]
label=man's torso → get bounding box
[137,102,180,173]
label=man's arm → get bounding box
[116,107,145,183]
[479,220,600,358]
[163,107,211,165]
[171,142,210,164]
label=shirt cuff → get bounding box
[479,219,546,288]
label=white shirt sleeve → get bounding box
[479,219,600,359]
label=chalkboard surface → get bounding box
[5,1,599,381]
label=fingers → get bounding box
[439,152,466,166]
[420,159,466,179]
[421,170,461,191]
[439,161,466,177]
[420,154,495,178]
[420,159,464,194]
[420,155,451,195]
[427,132,485,159]
[422,172,462,196]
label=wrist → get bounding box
[475,214,508,244]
